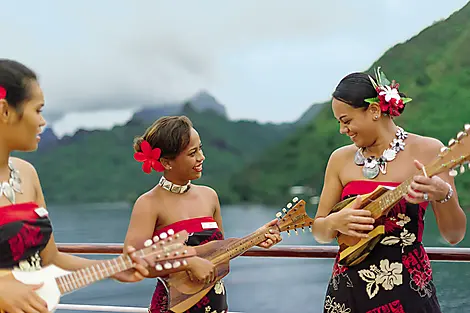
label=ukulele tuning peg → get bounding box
[286,203,293,209]
[465,124,470,131]
[163,262,172,270]
[173,261,181,268]
[440,146,449,153]
[153,236,160,243]
[159,232,168,240]
[294,229,298,235]
[302,227,305,232]
[460,165,466,174]
[275,212,282,219]
[448,138,457,146]
[449,168,458,177]
[167,229,175,236]
[309,225,312,232]
[144,239,153,247]
[164,252,170,257]
[287,230,291,236]
[282,208,287,213]
[292,197,299,203]
[457,131,466,140]
[182,249,188,255]
[173,251,180,256]
[155,263,163,271]
[182,260,188,266]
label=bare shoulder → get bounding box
[9,157,38,176]
[192,184,219,200]
[406,133,444,162]
[328,144,356,166]
[132,189,161,215]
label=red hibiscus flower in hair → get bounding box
[0,86,6,99]
[133,140,165,173]
[364,67,412,118]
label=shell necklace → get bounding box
[354,127,408,179]
[0,159,22,204]
[158,176,191,194]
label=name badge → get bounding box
[35,207,49,217]
[201,222,218,229]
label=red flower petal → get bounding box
[0,86,6,99]
[142,161,152,174]
[141,140,152,155]
[153,161,166,172]
[133,152,147,162]
[150,147,162,159]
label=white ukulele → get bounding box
[0,229,195,312]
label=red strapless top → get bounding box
[0,202,52,269]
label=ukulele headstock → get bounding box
[139,229,195,271]
[426,124,470,177]
[275,197,315,236]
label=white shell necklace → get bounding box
[158,176,191,194]
[0,159,22,204]
[354,127,408,179]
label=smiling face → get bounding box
[332,97,379,148]
[166,127,205,181]
[0,80,46,152]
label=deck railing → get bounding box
[57,243,470,261]
[55,243,470,313]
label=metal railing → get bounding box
[55,244,470,313]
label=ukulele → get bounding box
[0,230,196,312]
[330,124,470,266]
[166,197,315,312]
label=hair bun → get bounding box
[133,136,144,153]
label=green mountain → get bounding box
[17,102,295,204]
[229,3,470,207]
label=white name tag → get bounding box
[35,207,48,217]
[201,222,218,229]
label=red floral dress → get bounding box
[324,181,441,313]
[0,202,52,270]
[149,217,228,313]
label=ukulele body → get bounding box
[331,185,396,266]
[167,238,237,313]
[0,265,69,312]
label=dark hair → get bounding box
[332,72,407,115]
[133,116,193,159]
[0,59,38,111]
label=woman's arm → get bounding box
[312,148,374,244]
[407,138,467,245]
[27,162,149,281]
[209,187,224,236]
[312,149,346,243]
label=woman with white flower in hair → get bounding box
[312,68,466,312]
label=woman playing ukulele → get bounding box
[125,115,282,313]
[312,69,466,312]
[0,59,152,313]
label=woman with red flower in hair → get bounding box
[0,59,154,313]
[125,115,282,313]
[312,68,466,312]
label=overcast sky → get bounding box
[1,0,468,137]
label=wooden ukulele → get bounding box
[0,230,196,313]
[331,124,470,266]
[166,197,315,312]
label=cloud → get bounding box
[1,0,468,124]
